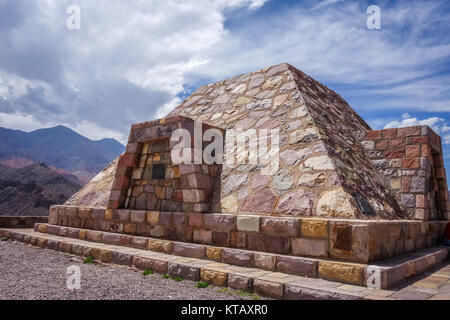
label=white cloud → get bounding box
[384,114,445,137]
[312,0,344,11]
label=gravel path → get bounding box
[0,240,265,300]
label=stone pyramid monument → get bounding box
[9,63,448,294]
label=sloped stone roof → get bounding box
[65,158,118,208]
[168,63,405,219]
[67,63,406,219]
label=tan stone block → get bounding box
[37,238,47,248]
[155,186,165,199]
[237,215,260,232]
[37,224,47,233]
[200,269,228,286]
[148,239,172,254]
[221,194,238,213]
[390,178,401,190]
[206,247,222,261]
[318,262,363,285]
[301,220,328,238]
[79,230,86,240]
[147,211,159,224]
[105,209,113,221]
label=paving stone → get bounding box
[228,274,253,292]
[168,263,200,281]
[200,269,228,286]
[254,279,284,299]
[222,249,253,267]
[276,256,317,277]
[173,242,205,259]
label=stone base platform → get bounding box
[2,223,448,291]
[49,205,448,264]
[1,227,449,300]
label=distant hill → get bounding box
[0,125,124,183]
[0,163,82,216]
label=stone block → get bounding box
[276,256,317,277]
[111,252,133,266]
[260,217,300,236]
[168,263,200,281]
[91,208,105,220]
[193,229,213,244]
[148,239,172,253]
[130,210,146,223]
[103,233,121,245]
[200,269,228,286]
[206,247,222,261]
[59,242,72,253]
[133,256,168,273]
[147,211,159,224]
[114,209,130,222]
[246,233,266,251]
[204,214,236,231]
[131,237,148,249]
[237,215,260,232]
[301,220,328,238]
[222,249,253,267]
[267,235,290,254]
[173,212,188,226]
[254,253,277,270]
[213,231,230,246]
[254,279,284,299]
[318,262,363,285]
[291,238,328,257]
[228,274,253,292]
[173,242,205,259]
[188,212,203,227]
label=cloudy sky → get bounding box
[1,0,450,152]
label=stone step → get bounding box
[0,227,377,300]
[19,223,450,289]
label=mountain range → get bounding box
[0,125,124,184]
[0,125,124,216]
[0,163,82,216]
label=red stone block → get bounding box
[405,145,420,157]
[375,140,388,150]
[231,231,247,248]
[398,126,421,138]
[118,154,137,168]
[408,136,428,145]
[114,176,130,191]
[385,148,404,159]
[267,235,290,254]
[382,128,397,139]
[416,195,426,208]
[402,177,411,192]
[402,158,419,169]
[188,212,203,227]
[246,233,266,251]
[172,190,183,202]
[365,130,381,140]
[421,145,430,157]
[388,138,404,148]
[213,231,230,246]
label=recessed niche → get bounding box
[152,164,166,180]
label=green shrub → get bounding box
[162,274,170,279]
[196,281,209,288]
[142,269,154,276]
[83,256,94,264]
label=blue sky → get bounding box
[1,0,450,177]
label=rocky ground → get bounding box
[0,240,265,300]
